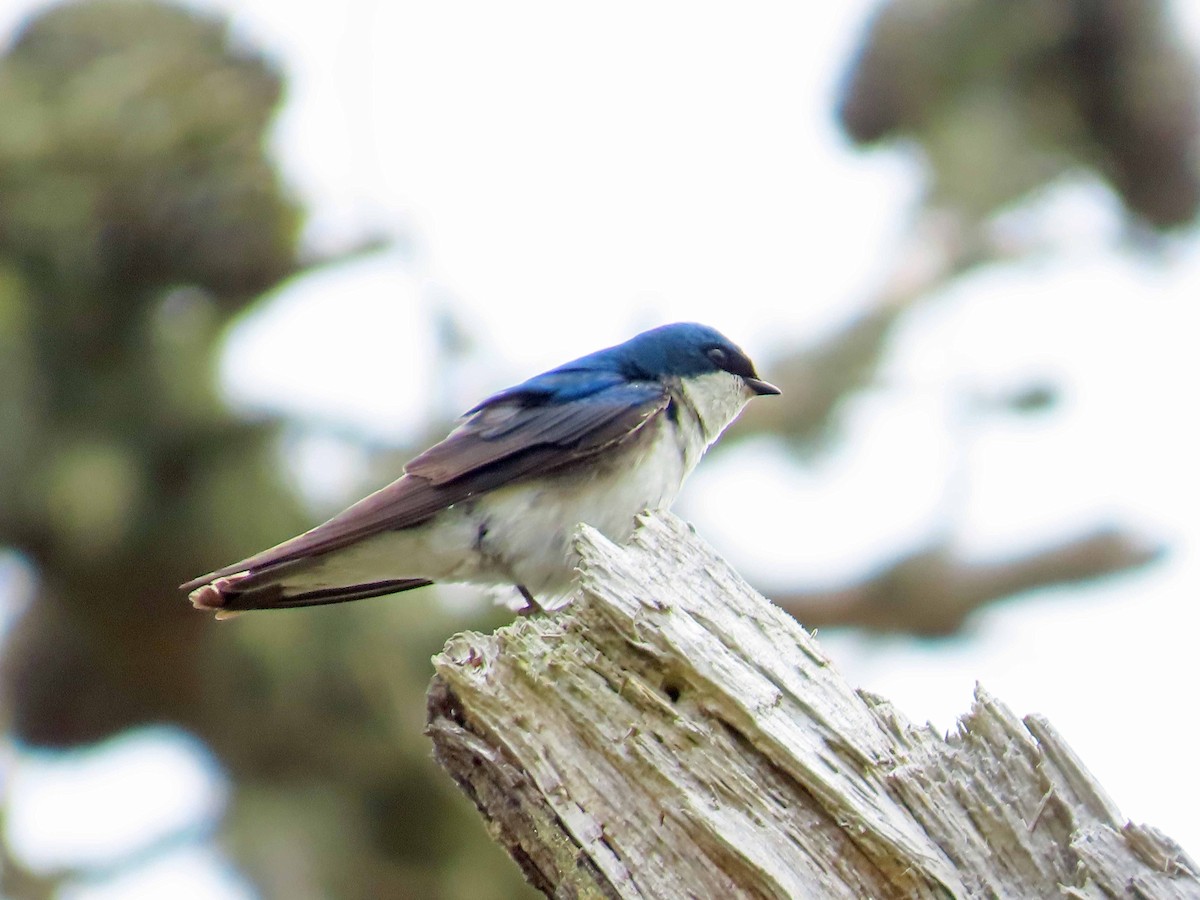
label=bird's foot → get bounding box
[516,584,547,617]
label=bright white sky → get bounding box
[3,1,1200,896]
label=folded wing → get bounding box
[181,378,668,592]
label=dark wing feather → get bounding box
[181,380,667,591]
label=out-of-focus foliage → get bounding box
[0,0,1187,896]
[837,0,1200,228]
[742,0,1200,462]
[0,0,304,748]
[730,0,1182,630]
[0,2,533,898]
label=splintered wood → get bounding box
[426,512,1199,899]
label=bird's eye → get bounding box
[706,347,729,368]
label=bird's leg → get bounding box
[516,584,545,616]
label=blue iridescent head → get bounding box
[608,323,781,395]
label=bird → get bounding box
[182,322,779,618]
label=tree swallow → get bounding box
[183,322,779,617]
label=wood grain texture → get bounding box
[427,512,1199,899]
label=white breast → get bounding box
[473,421,687,597]
[672,369,755,457]
[473,370,754,598]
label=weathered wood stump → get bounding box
[426,512,1198,899]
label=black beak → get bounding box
[744,376,781,396]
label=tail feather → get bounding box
[189,574,433,618]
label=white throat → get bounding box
[674,370,753,454]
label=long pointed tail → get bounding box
[188,574,433,619]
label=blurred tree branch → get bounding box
[724,0,1196,635]
[728,208,1169,635]
[772,527,1165,636]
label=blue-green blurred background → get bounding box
[1,1,1197,897]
